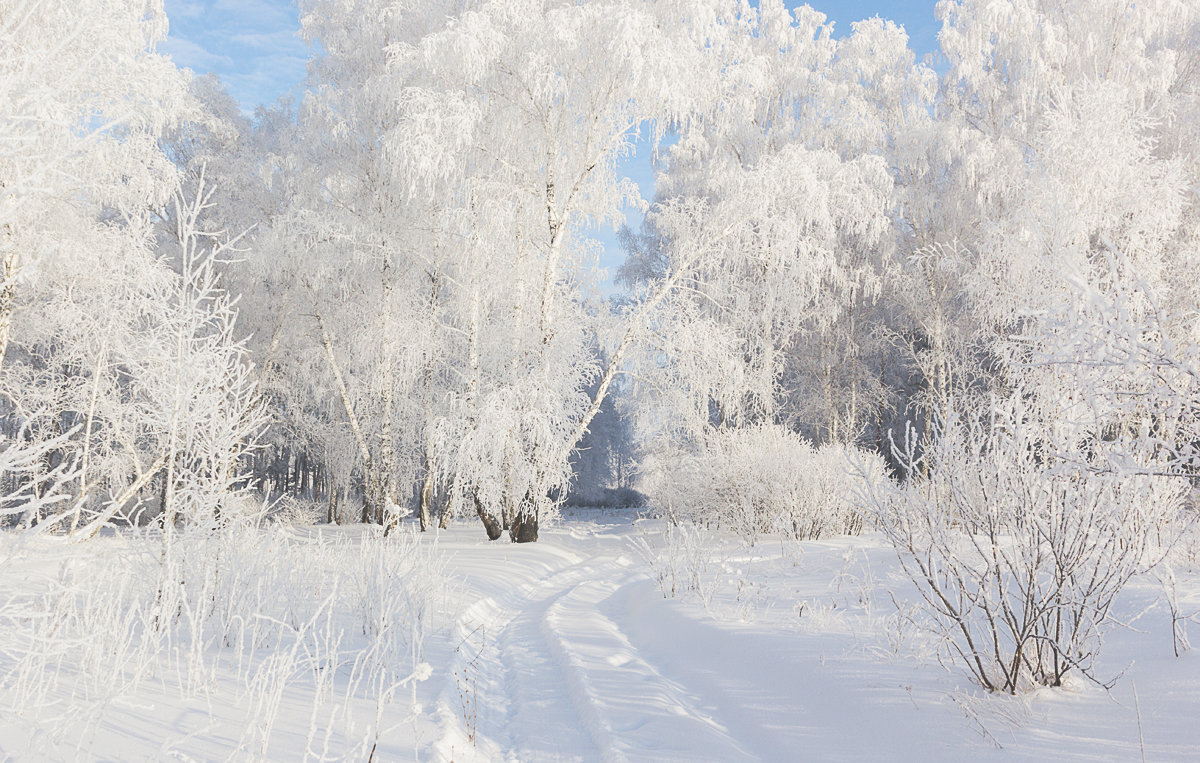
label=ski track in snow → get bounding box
[437,548,757,763]
[437,553,617,761]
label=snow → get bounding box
[1,512,1197,761]
[8,3,1200,760]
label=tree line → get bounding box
[3,0,1199,551]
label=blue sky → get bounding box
[161,0,309,111]
[161,0,940,282]
[162,1,940,113]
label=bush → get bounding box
[633,520,723,607]
[858,405,1185,694]
[650,424,890,544]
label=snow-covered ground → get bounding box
[1,511,1197,761]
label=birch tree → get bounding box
[0,0,207,531]
[358,0,730,540]
[927,0,1200,457]
[622,4,907,463]
[0,0,190,373]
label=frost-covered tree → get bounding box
[0,0,189,371]
[620,4,910,496]
[222,0,461,531]
[287,0,733,540]
[0,2,267,537]
[401,0,670,539]
[0,0,181,527]
[933,0,1200,403]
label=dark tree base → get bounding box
[474,494,504,540]
[510,511,538,543]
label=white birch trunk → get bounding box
[69,338,108,535]
[315,308,377,521]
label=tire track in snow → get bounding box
[436,530,786,762]
[498,565,624,762]
[433,548,621,762]
[537,564,757,763]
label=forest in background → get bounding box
[8,0,1199,539]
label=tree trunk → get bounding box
[464,263,492,539]
[508,513,537,542]
[510,500,538,543]
[361,481,373,524]
[315,308,377,525]
[418,465,434,531]
[438,490,451,529]
[473,493,503,541]
[70,339,108,533]
[418,267,441,533]
[379,372,398,517]
[0,249,19,379]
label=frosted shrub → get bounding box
[633,521,722,607]
[266,494,324,526]
[355,530,447,676]
[859,406,1185,694]
[654,425,890,544]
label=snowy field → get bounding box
[1,511,1197,762]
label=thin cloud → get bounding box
[230,30,303,50]
[159,36,235,71]
[163,0,307,111]
[170,0,207,19]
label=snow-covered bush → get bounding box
[649,424,890,544]
[355,531,447,675]
[859,403,1185,694]
[266,494,325,526]
[633,520,723,607]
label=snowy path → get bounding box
[426,517,1200,763]
[429,521,974,763]
[436,544,760,763]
